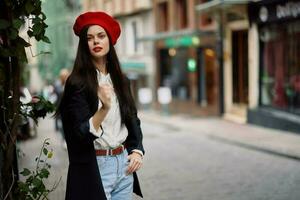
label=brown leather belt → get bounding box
[95,145,125,156]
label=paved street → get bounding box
[17,111,300,200]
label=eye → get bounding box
[87,36,93,41]
[98,34,106,39]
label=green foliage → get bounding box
[0,0,51,63]
[0,0,55,199]
[20,95,56,124]
[16,139,61,200]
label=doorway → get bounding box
[232,30,249,105]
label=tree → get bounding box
[0,0,51,199]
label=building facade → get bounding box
[147,0,220,115]
[38,0,80,81]
[247,0,300,133]
[196,0,300,133]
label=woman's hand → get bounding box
[127,152,143,175]
[98,84,112,110]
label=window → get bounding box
[260,20,300,114]
[132,21,138,52]
[157,2,169,32]
[175,0,188,29]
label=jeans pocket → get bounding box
[97,156,108,168]
[123,150,130,165]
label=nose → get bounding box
[93,37,100,45]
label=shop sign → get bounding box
[165,36,199,48]
[249,0,300,25]
[187,59,197,72]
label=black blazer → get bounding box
[60,80,144,200]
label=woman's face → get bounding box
[87,25,110,59]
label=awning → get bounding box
[137,29,214,42]
[195,0,255,13]
[121,61,146,73]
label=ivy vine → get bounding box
[0,0,50,64]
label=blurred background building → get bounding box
[247,0,300,133]
[36,0,81,81]
[26,0,300,134]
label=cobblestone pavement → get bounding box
[17,111,300,200]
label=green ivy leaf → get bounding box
[12,19,23,29]
[18,181,30,192]
[0,19,10,30]
[43,148,48,155]
[42,36,50,44]
[20,168,31,176]
[32,16,41,24]
[40,12,47,20]
[26,175,34,183]
[47,151,53,158]
[25,1,36,14]
[32,177,42,188]
[32,23,43,36]
[39,168,50,178]
[27,30,33,37]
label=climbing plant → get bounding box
[0,0,53,199]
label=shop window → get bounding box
[260,20,300,114]
[159,48,190,100]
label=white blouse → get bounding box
[88,70,143,156]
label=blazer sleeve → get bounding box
[125,114,144,155]
[61,84,98,141]
[124,78,145,155]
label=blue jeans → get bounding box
[96,150,134,200]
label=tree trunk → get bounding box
[0,2,21,199]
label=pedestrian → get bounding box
[56,11,144,200]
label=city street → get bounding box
[17,111,300,200]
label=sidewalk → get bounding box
[139,110,300,161]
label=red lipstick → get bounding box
[93,47,102,52]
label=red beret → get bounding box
[73,11,121,45]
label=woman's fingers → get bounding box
[127,154,143,175]
[98,84,113,108]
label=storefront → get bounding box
[156,32,219,115]
[196,0,251,122]
[248,0,300,133]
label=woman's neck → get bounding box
[92,58,107,75]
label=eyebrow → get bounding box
[87,31,106,36]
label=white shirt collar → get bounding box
[96,69,111,84]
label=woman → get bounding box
[58,11,144,200]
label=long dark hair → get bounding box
[57,26,136,123]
